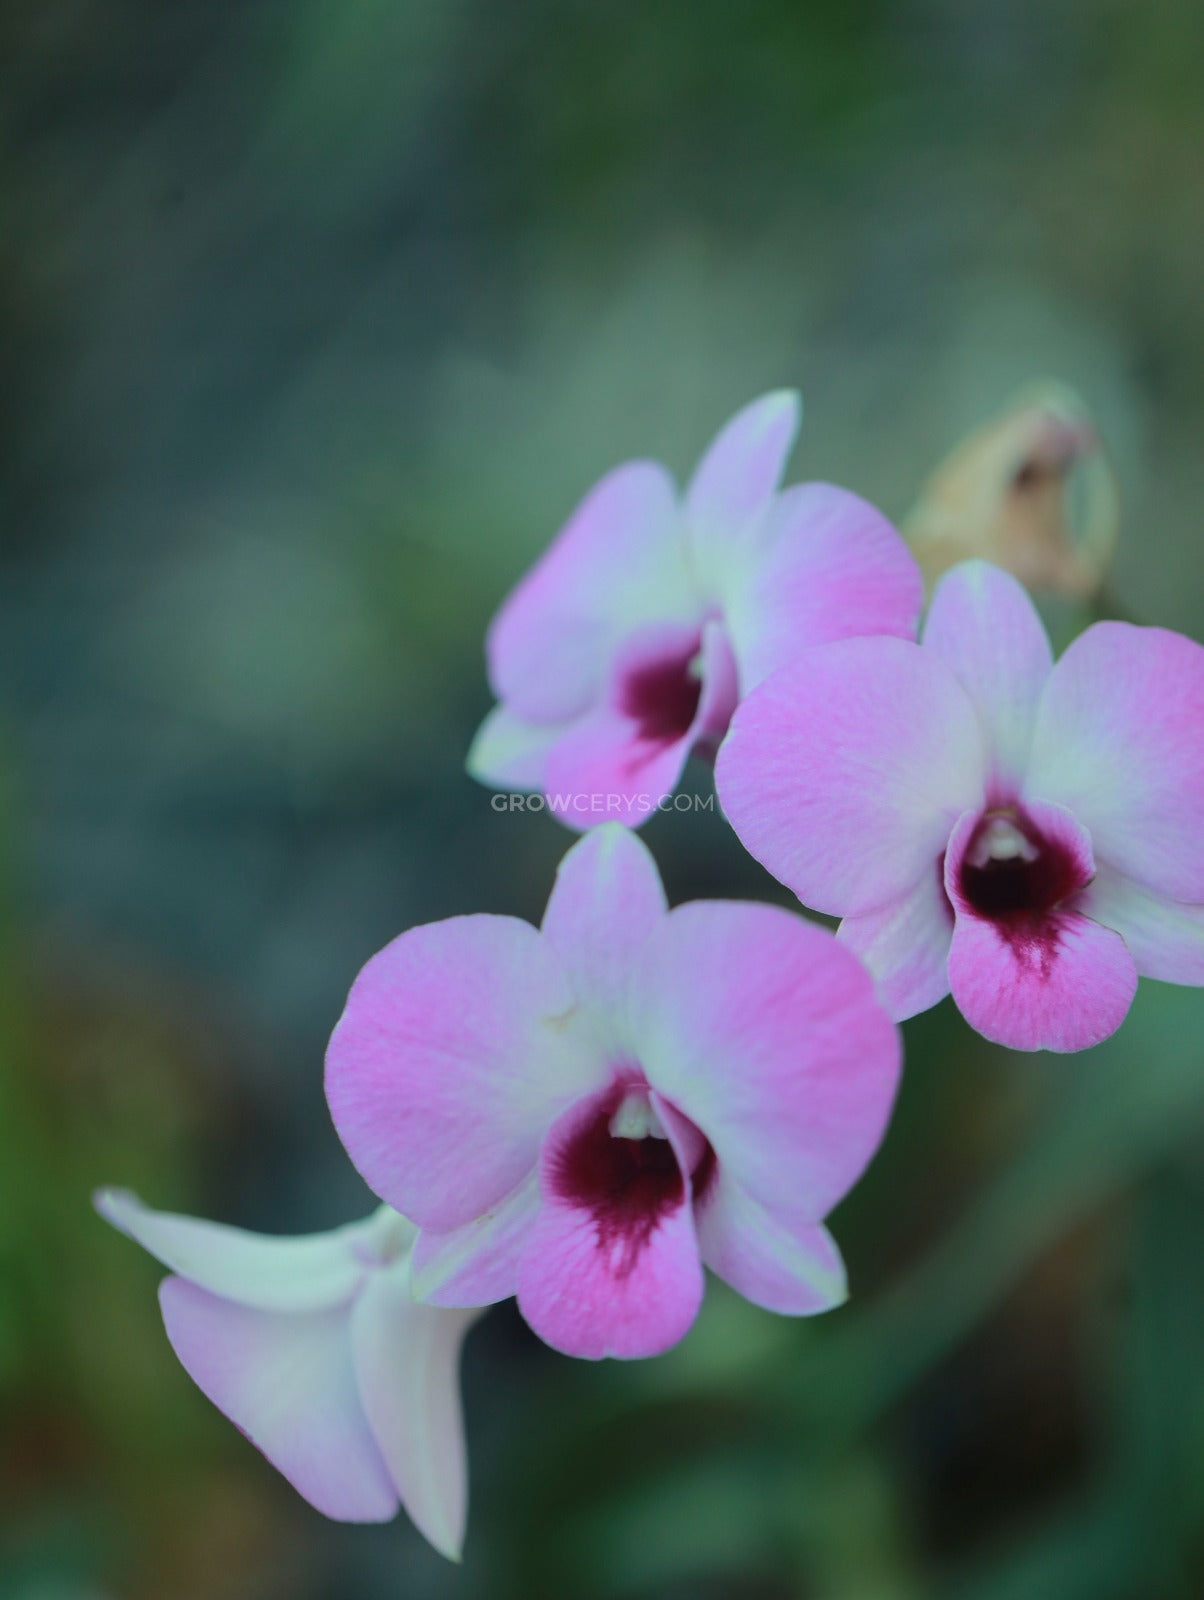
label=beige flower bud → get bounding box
[904,383,1120,600]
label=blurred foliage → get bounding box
[4,0,1204,1597]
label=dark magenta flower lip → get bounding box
[467,391,923,830]
[718,558,1204,1053]
[956,805,1090,924]
[616,629,707,747]
[545,1072,716,1284]
[944,801,1096,990]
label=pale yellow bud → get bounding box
[904,382,1120,600]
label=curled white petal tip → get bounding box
[823,1262,851,1314]
[426,1526,465,1564]
[93,1185,143,1232]
[761,386,802,419]
[415,1488,469,1565]
[94,1189,374,1312]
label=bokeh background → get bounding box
[4,2,1204,1596]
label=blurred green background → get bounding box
[4,1,1204,1596]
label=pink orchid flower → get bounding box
[468,392,923,828]
[95,1188,479,1559]
[716,559,1204,1053]
[325,825,900,1360]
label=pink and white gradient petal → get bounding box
[540,826,667,1018]
[1026,622,1204,902]
[541,621,735,832]
[630,900,901,1225]
[326,915,600,1232]
[836,865,954,1021]
[922,561,1054,790]
[695,1175,847,1316]
[684,390,800,569]
[410,1174,541,1308]
[1079,866,1204,985]
[717,637,987,916]
[486,461,693,724]
[725,484,924,692]
[515,1090,705,1360]
[350,1271,479,1561]
[944,804,1137,1052]
[94,1188,370,1313]
[466,705,570,790]
[541,703,695,831]
[159,1279,397,1523]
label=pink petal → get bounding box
[695,1175,847,1315]
[540,825,667,1013]
[94,1189,369,1312]
[944,804,1137,1051]
[516,1088,705,1359]
[726,484,923,691]
[628,900,901,1225]
[717,637,987,916]
[350,1269,480,1561]
[409,1174,540,1307]
[466,705,569,790]
[326,915,602,1232]
[947,909,1137,1052]
[540,621,735,832]
[1078,866,1204,985]
[159,1278,396,1523]
[922,560,1054,790]
[541,704,695,831]
[685,390,800,545]
[486,461,694,724]
[836,866,954,1021]
[1026,622,1204,902]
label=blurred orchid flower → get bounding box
[469,391,922,827]
[717,559,1204,1053]
[326,825,900,1360]
[95,1189,479,1560]
[904,382,1120,600]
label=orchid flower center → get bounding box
[608,1088,668,1141]
[618,640,705,744]
[959,809,1084,921]
[550,1079,712,1278]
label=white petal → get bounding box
[1079,865,1204,985]
[159,1278,396,1522]
[351,1267,482,1561]
[95,1188,371,1312]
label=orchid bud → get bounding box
[904,383,1119,601]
